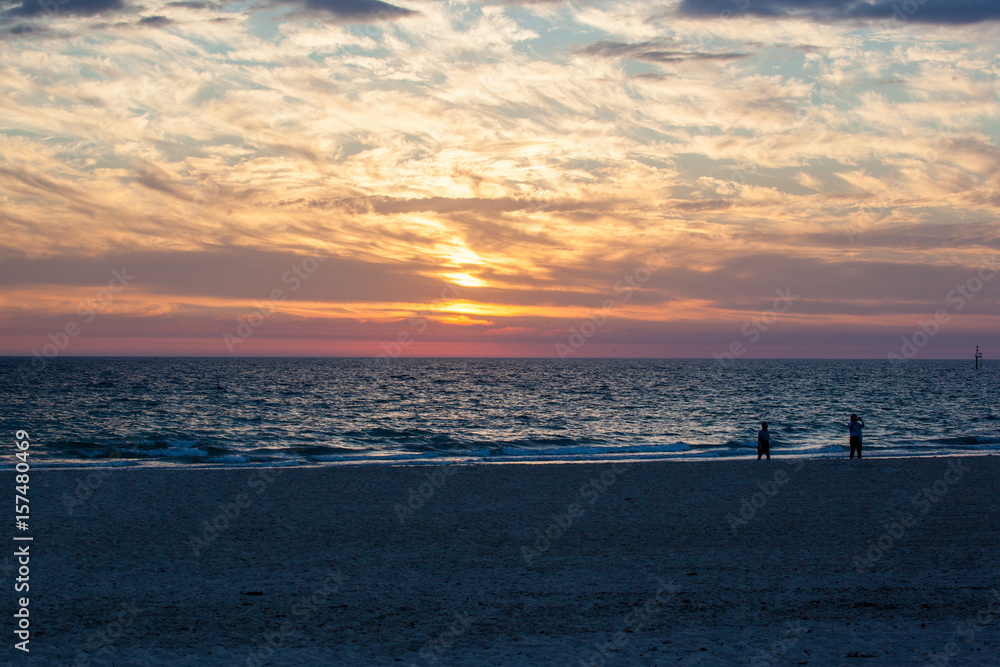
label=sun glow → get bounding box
[442,272,489,287]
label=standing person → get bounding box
[757,422,771,460]
[848,414,865,459]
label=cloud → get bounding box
[677,0,1000,24]
[0,248,456,303]
[2,0,124,18]
[268,0,417,21]
[575,40,749,63]
[0,0,417,25]
[138,14,172,25]
[164,1,218,7]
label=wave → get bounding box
[39,432,1000,468]
[928,436,1000,446]
[487,441,692,459]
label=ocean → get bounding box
[2,357,997,468]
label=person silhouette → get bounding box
[848,414,865,459]
[757,422,771,460]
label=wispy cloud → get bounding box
[678,0,1000,24]
[267,0,419,21]
[575,39,750,63]
[1,0,124,19]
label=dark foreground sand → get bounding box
[18,457,1000,665]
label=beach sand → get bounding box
[22,456,1000,665]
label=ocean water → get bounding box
[1,357,997,468]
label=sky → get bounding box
[1,0,998,359]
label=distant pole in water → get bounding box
[975,346,983,370]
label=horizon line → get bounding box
[0,355,991,361]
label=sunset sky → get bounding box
[1,0,998,358]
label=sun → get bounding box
[442,272,489,287]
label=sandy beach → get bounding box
[21,456,1000,665]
